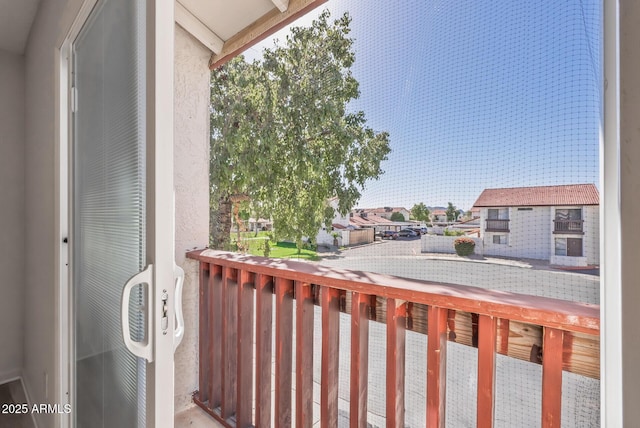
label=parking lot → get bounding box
[320,237,599,304]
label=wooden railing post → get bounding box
[275,277,294,427]
[542,328,564,428]
[221,267,238,419]
[197,262,211,404]
[427,306,448,428]
[477,315,498,428]
[255,274,273,428]
[321,286,341,428]
[236,270,255,427]
[296,282,315,428]
[386,298,406,428]
[350,292,370,428]
[209,264,223,409]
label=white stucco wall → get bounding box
[480,205,598,266]
[548,205,599,267]
[481,207,552,260]
[421,235,483,255]
[0,49,25,381]
[173,25,211,413]
[584,205,599,265]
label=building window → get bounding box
[486,208,509,232]
[493,235,507,244]
[555,238,583,257]
[488,208,508,219]
[554,208,584,233]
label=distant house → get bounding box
[472,184,599,266]
[354,207,411,222]
[248,218,273,232]
[431,209,448,224]
[317,199,375,247]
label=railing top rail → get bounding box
[187,249,599,335]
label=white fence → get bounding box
[421,235,484,255]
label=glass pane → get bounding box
[555,238,567,256]
[72,0,146,426]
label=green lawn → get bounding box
[232,236,319,261]
[236,230,271,239]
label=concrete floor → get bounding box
[0,380,35,428]
[175,406,225,428]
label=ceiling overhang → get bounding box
[176,0,327,69]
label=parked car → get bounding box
[398,228,418,237]
[410,227,428,235]
[380,230,398,240]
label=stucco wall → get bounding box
[23,1,82,425]
[480,207,552,260]
[173,25,211,413]
[0,49,25,381]
[584,205,599,265]
[421,235,483,255]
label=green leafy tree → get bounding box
[390,212,405,222]
[209,10,391,250]
[446,202,458,222]
[411,203,430,222]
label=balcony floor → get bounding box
[175,406,225,428]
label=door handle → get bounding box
[173,264,185,353]
[121,264,154,362]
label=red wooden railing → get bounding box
[187,249,600,428]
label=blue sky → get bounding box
[245,0,601,211]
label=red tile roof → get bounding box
[473,184,599,207]
[349,214,393,227]
[356,207,408,214]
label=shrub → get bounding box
[259,238,271,258]
[454,237,475,256]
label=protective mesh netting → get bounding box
[243,0,601,425]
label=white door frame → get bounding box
[55,1,176,427]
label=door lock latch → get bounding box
[161,290,169,334]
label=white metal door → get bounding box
[68,0,177,426]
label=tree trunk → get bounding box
[210,194,232,250]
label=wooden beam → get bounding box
[270,0,290,13]
[175,1,224,54]
[275,278,294,427]
[295,282,315,427]
[321,287,340,428]
[209,0,328,69]
[386,299,406,428]
[197,262,211,404]
[350,292,369,428]
[220,267,238,419]
[255,274,274,428]
[542,328,564,428]
[477,315,497,428]
[236,270,255,427]
[427,306,448,428]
